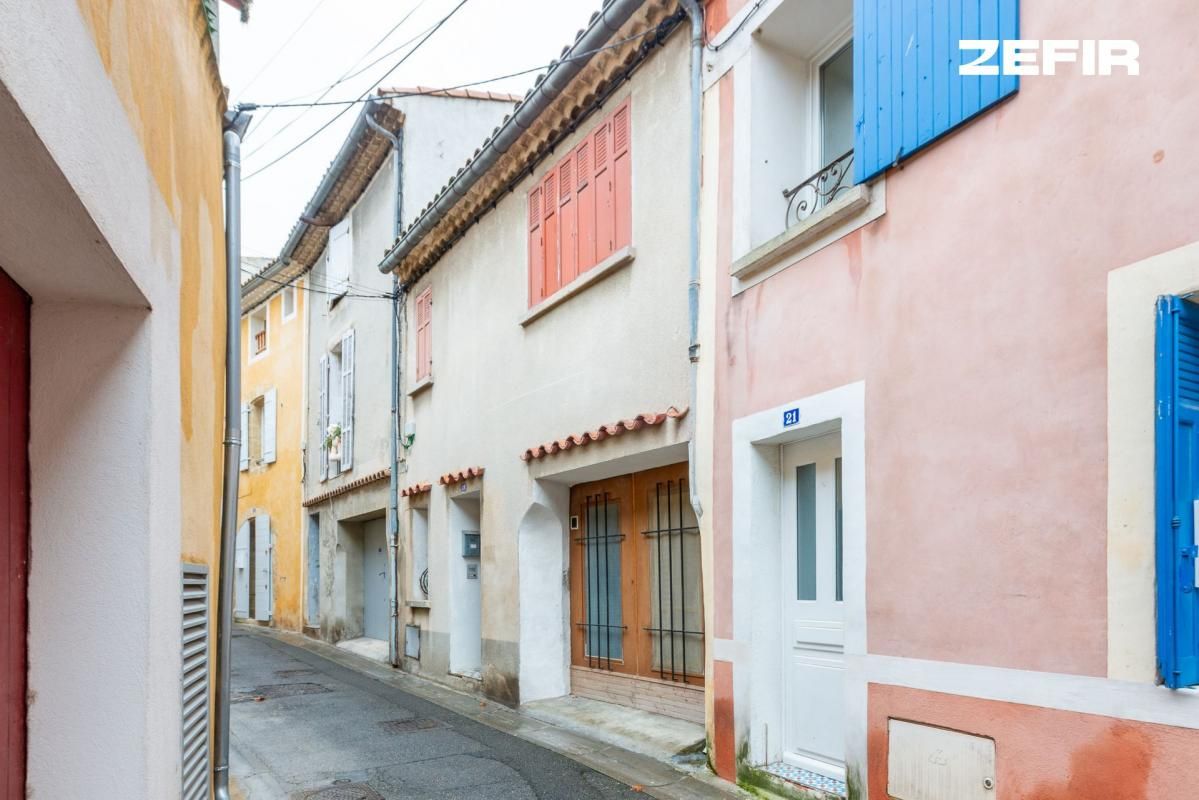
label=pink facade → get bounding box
[705,0,1199,796]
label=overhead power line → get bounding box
[242,0,472,181]
[241,267,394,300]
[244,0,433,159]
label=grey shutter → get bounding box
[181,563,210,800]
[318,355,329,481]
[340,330,355,470]
[239,403,250,471]
[254,515,272,620]
[262,387,277,464]
[234,521,250,618]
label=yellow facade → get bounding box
[73,0,227,569]
[239,282,308,631]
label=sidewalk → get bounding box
[231,624,747,800]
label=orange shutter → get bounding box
[612,100,632,251]
[575,140,595,272]
[414,287,432,381]
[593,118,615,263]
[557,153,578,287]
[527,187,544,307]
[542,171,560,297]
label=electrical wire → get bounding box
[705,0,767,52]
[237,0,333,99]
[240,23,675,113]
[242,0,472,181]
[241,267,395,300]
[243,1,433,159]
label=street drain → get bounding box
[232,682,332,703]
[378,717,445,734]
[293,783,384,800]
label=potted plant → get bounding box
[324,424,342,461]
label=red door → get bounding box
[0,267,29,797]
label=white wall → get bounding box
[0,2,188,796]
[398,32,693,703]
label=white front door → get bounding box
[781,433,845,780]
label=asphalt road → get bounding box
[229,631,645,800]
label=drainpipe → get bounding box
[678,0,704,521]
[365,112,404,667]
[214,107,252,800]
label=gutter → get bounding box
[378,0,649,275]
[214,107,252,800]
[677,0,704,520]
[364,112,405,669]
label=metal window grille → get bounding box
[575,493,625,669]
[643,479,704,681]
[181,563,210,800]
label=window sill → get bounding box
[407,375,434,397]
[730,182,882,284]
[406,599,430,609]
[519,245,636,327]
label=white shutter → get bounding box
[262,387,277,464]
[328,217,352,292]
[340,330,355,470]
[234,521,250,618]
[239,403,250,471]
[254,515,272,621]
[318,355,329,481]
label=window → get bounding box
[326,216,352,297]
[1154,294,1199,689]
[410,507,429,601]
[318,330,355,480]
[282,284,297,320]
[414,287,432,383]
[527,98,631,307]
[746,0,854,251]
[239,388,276,470]
[249,307,267,357]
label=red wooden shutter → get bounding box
[612,100,632,251]
[575,140,595,273]
[0,268,29,797]
[557,153,578,287]
[527,187,544,307]
[593,118,615,262]
[542,171,560,297]
[415,288,432,381]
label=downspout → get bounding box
[678,0,704,520]
[214,107,252,800]
[365,113,404,667]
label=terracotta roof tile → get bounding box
[401,482,431,498]
[438,466,485,485]
[302,468,390,507]
[520,407,687,462]
[379,86,523,104]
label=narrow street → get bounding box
[229,629,709,800]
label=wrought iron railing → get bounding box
[419,568,429,598]
[783,150,854,229]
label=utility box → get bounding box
[462,531,480,557]
[887,719,996,800]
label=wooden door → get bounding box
[569,463,703,685]
[0,267,30,797]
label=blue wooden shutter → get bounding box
[1155,295,1199,689]
[853,0,1019,183]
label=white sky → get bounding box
[219,0,600,258]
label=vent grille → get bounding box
[181,563,210,800]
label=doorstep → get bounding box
[235,624,747,800]
[757,762,847,799]
[335,635,389,663]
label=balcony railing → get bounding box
[783,150,854,229]
[254,330,267,354]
